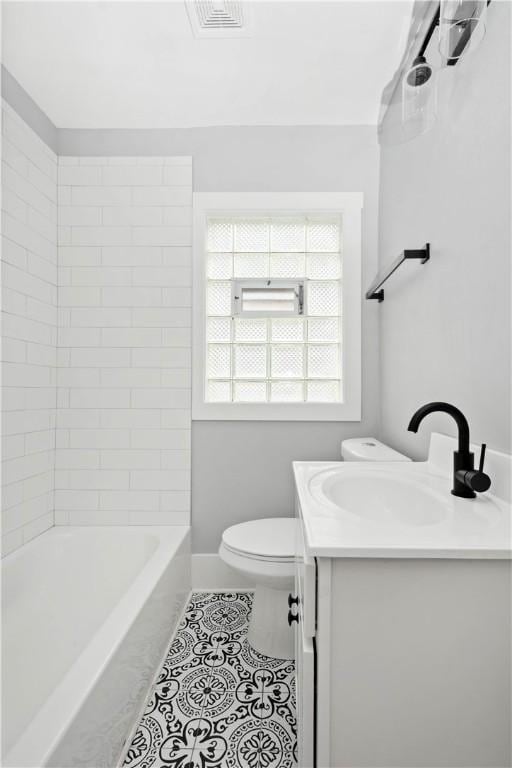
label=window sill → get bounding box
[191,401,361,421]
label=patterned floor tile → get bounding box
[123,592,297,768]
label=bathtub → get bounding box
[2,525,190,768]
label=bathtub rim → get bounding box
[3,525,190,768]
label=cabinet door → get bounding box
[295,500,316,767]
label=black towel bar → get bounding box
[365,243,430,302]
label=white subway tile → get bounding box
[100,450,158,470]
[101,286,161,307]
[71,226,132,247]
[130,429,190,450]
[58,165,102,186]
[99,490,160,511]
[60,470,130,490]
[131,347,191,368]
[161,369,192,388]
[59,246,102,266]
[57,368,101,387]
[69,388,131,409]
[59,206,102,226]
[102,165,163,186]
[132,187,192,206]
[161,410,191,429]
[68,428,129,449]
[163,165,193,187]
[131,389,191,409]
[1,337,27,363]
[54,489,99,510]
[22,511,54,544]
[101,327,162,347]
[2,236,28,270]
[101,246,162,267]
[132,226,191,247]
[162,207,192,226]
[132,267,191,286]
[69,347,131,368]
[70,267,132,286]
[71,186,131,206]
[162,287,192,307]
[102,206,162,226]
[59,286,102,306]
[129,470,190,491]
[70,307,131,327]
[161,451,191,470]
[132,308,190,327]
[58,327,101,347]
[55,449,100,469]
[100,368,161,388]
[162,328,191,347]
[100,409,161,429]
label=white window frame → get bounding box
[192,192,363,421]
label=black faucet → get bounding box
[407,402,491,498]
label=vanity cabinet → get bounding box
[294,496,511,768]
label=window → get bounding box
[193,193,362,421]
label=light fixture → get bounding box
[438,0,488,64]
[402,54,437,138]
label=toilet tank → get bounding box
[341,437,411,462]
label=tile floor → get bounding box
[123,591,297,768]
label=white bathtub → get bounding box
[2,525,190,768]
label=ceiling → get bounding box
[2,1,414,130]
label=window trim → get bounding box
[192,192,363,422]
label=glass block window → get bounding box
[205,215,342,404]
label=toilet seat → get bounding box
[218,518,296,658]
[221,518,296,562]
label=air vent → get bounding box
[185,0,252,38]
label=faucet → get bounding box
[407,402,491,499]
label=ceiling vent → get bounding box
[185,0,252,38]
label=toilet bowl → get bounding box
[219,518,296,660]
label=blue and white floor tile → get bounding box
[123,592,297,768]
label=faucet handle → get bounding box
[478,443,487,473]
[455,442,491,495]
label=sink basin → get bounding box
[312,470,449,527]
[293,434,511,558]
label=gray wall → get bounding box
[1,74,381,552]
[378,1,511,460]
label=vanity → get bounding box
[292,432,511,768]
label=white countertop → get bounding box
[293,433,511,560]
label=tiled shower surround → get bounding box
[1,102,193,553]
[1,102,58,555]
[123,591,297,768]
[55,155,192,526]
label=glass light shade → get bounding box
[439,0,487,63]
[402,60,437,138]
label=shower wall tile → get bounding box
[1,101,58,556]
[55,154,192,526]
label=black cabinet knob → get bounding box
[288,594,299,608]
[288,610,299,626]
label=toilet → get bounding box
[219,518,296,660]
[341,437,411,462]
[219,439,409,661]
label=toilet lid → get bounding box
[222,518,296,560]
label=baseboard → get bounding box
[192,554,256,590]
